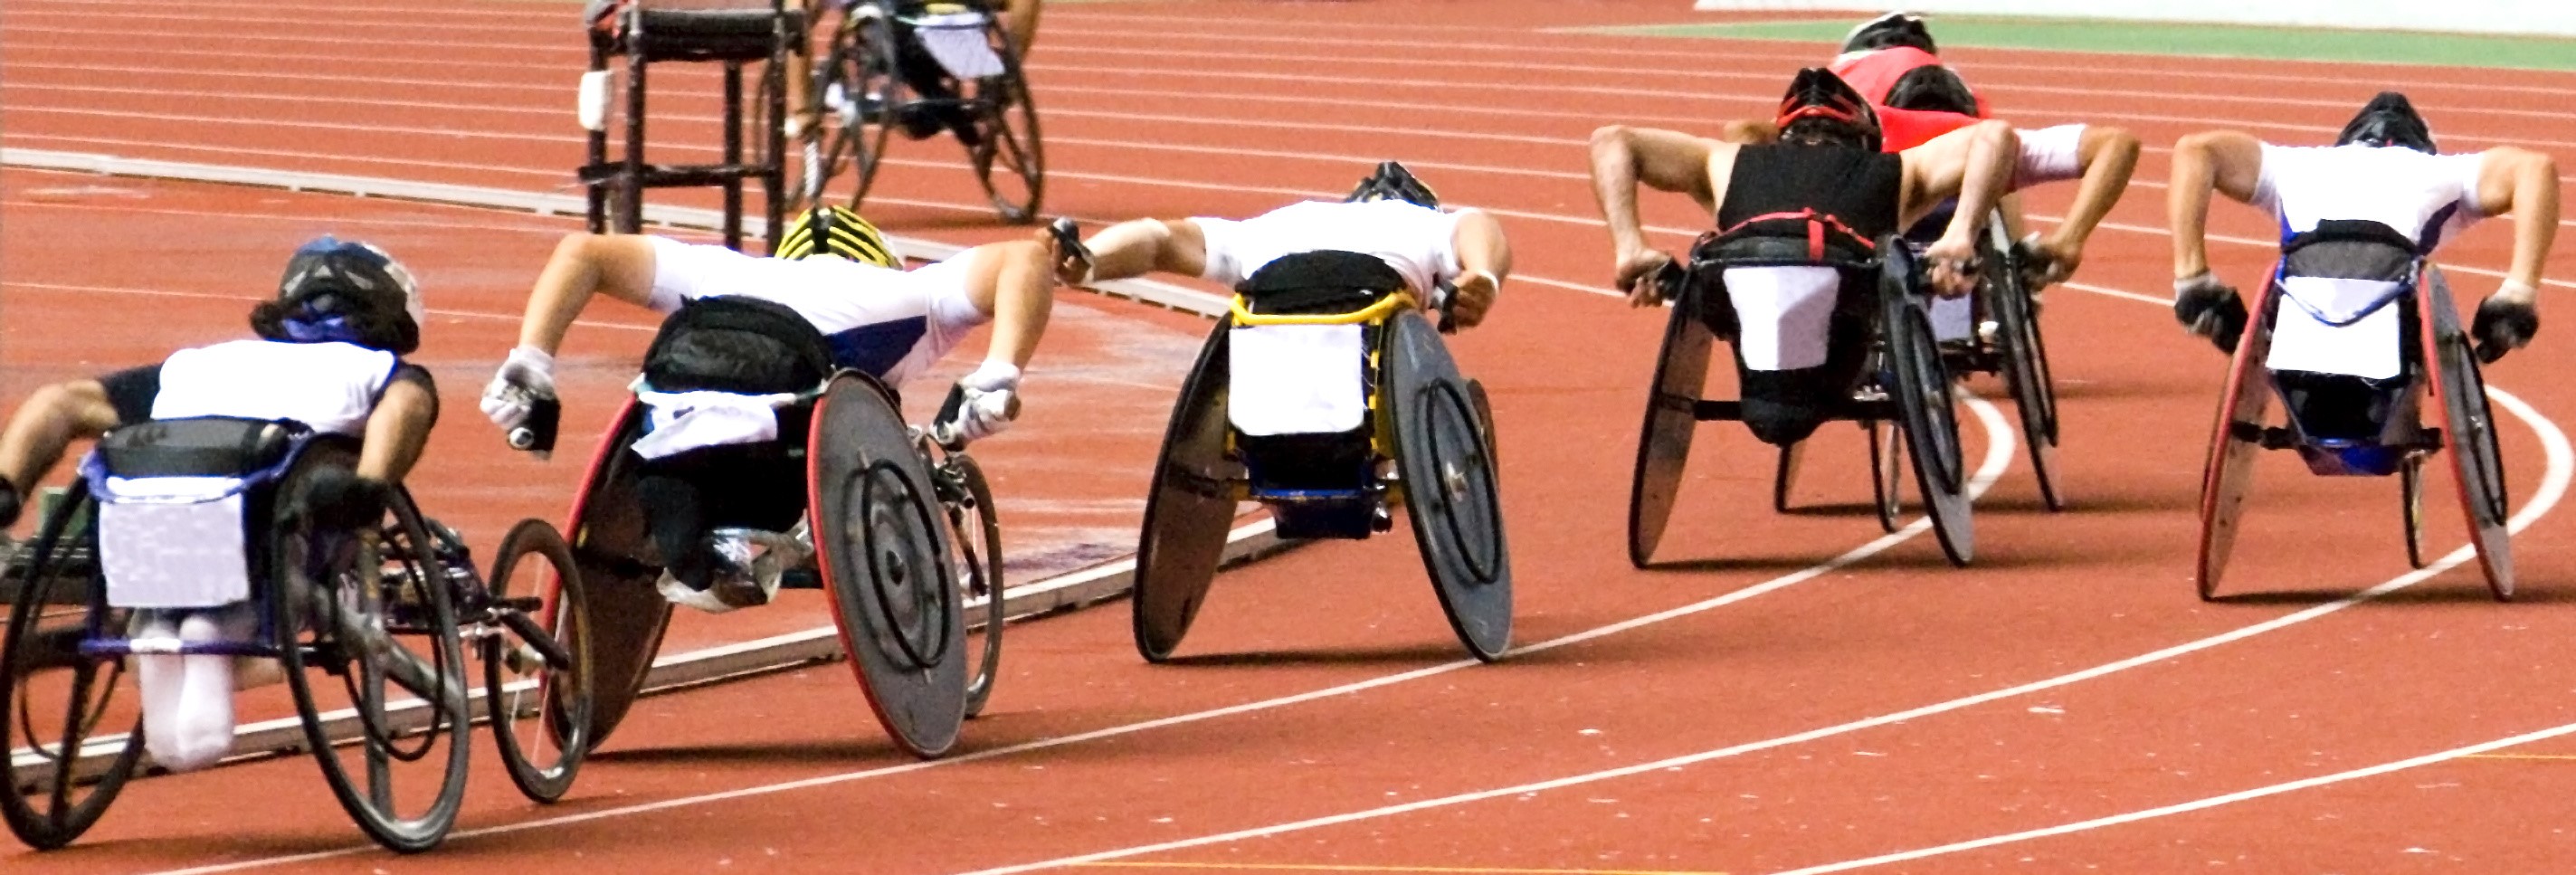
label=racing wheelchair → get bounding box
[4,419,593,853]
[798,0,1043,223]
[2195,220,2512,601]
[1629,221,1975,568]
[515,297,1004,759]
[1922,211,2061,511]
[1130,252,1512,662]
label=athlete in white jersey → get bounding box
[2169,92,2555,364]
[1045,162,1511,328]
[0,238,439,772]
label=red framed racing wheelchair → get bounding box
[5,420,591,853]
[1630,224,1977,568]
[2196,220,2512,601]
[538,363,1003,759]
[1130,252,1511,662]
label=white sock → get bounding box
[135,605,254,772]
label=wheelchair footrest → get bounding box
[80,637,280,660]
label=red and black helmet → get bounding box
[1775,68,1881,152]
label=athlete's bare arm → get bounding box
[1587,124,1738,306]
[355,378,436,484]
[0,379,121,501]
[2026,125,2141,282]
[1898,119,2019,293]
[957,240,1056,369]
[516,233,664,357]
[1448,208,1511,328]
[1053,218,1209,284]
[1716,119,1781,145]
[2165,129,2266,281]
[2471,146,2560,305]
[1000,0,1041,53]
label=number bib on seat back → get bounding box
[87,417,303,609]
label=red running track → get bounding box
[5,2,2576,872]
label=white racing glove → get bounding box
[935,360,1022,446]
[479,346,559,431]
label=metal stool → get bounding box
[582,0,807,251]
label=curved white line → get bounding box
[953,388,2569,875]
[140,367,2021,875]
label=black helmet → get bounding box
[2336,91,2436,154]
[1842,12,1935,54]
[1775,68,1881,153]
[1884,64,1980,117]
[252,236,423,354]
[1347,160,1440,209]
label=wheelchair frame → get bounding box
[555,367,1003,760]
[799,0,1045,223]
[1130,290,1512,663]
[1627,233,1976,569]
[2,431,593,853]
[2194,262,2512,601]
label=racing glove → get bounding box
[933,361,1022,447]
[479,346,558,431]
[2471,283,2540,365]
[2172,272,2248,355]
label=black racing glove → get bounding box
[300,469,394,531]
[2470,291,2540,365]
[2172,273,2248,355]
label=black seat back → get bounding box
[96,417,302,480]
[1236,252,1408,316]
[2281,219,2419,282]
[643,295,836,395]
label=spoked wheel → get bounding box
[810,6,903,214]
[2400,457,2428,569]
[1984,216,2064,510]
[934,451,1004,718]
[480,518,593,804]
[272,457,471,854]
[1865,418,1902,534]
[1628,281,1716,568]
[965,24,1042,224]
[2424,267,2513,600]
[1879,239,1973,566]
[1,482,144,851]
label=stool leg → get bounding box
[723,62,746,252]
[623,43,650,234]
[586,43,609,234]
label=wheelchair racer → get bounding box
[0,238,438,773]
[2167,91,2556,404]
[1588,68,2018,445]
[1044,161,1510,328]
[479,207,1055,612]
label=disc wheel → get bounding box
[2433,318,2512,600]
[2400,457,2428,570]
[1985,217,2064,510]
[1,482,143,851]
[1131,321,1238,662]
[1628,281,1716,568]
[811,374,968,758]
[1880,240,1973,566]
[965,23,1042,224]
[273,457,471,854]
[935,452,1004,718]
[481,518,593,804]
[809,7,903,214]
[1393,321,1513,662]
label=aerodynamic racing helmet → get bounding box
[1346,160,1440,210]
[1841,11,1935,54]
[2336,91,2437,154]
[1776,68,1882,153]
[775,204,900,268]
[252,236,423,355]
[1884,64,1981,117]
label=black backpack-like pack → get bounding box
[1235,251,1409,316]
[642,296,836,395]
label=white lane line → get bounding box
[2,281,664,335]
[1767,385,2574,875]
[955,385,2569,875]
[135,358,2020,875]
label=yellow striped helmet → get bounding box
[776,205,899,268]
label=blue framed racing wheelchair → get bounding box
[3,418,594,853]
[527,296,1004,760]
[1131,252,1512,662]
[2195,220,2512,601]
[800,0,1042,223]
[1629,216,1975,567]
